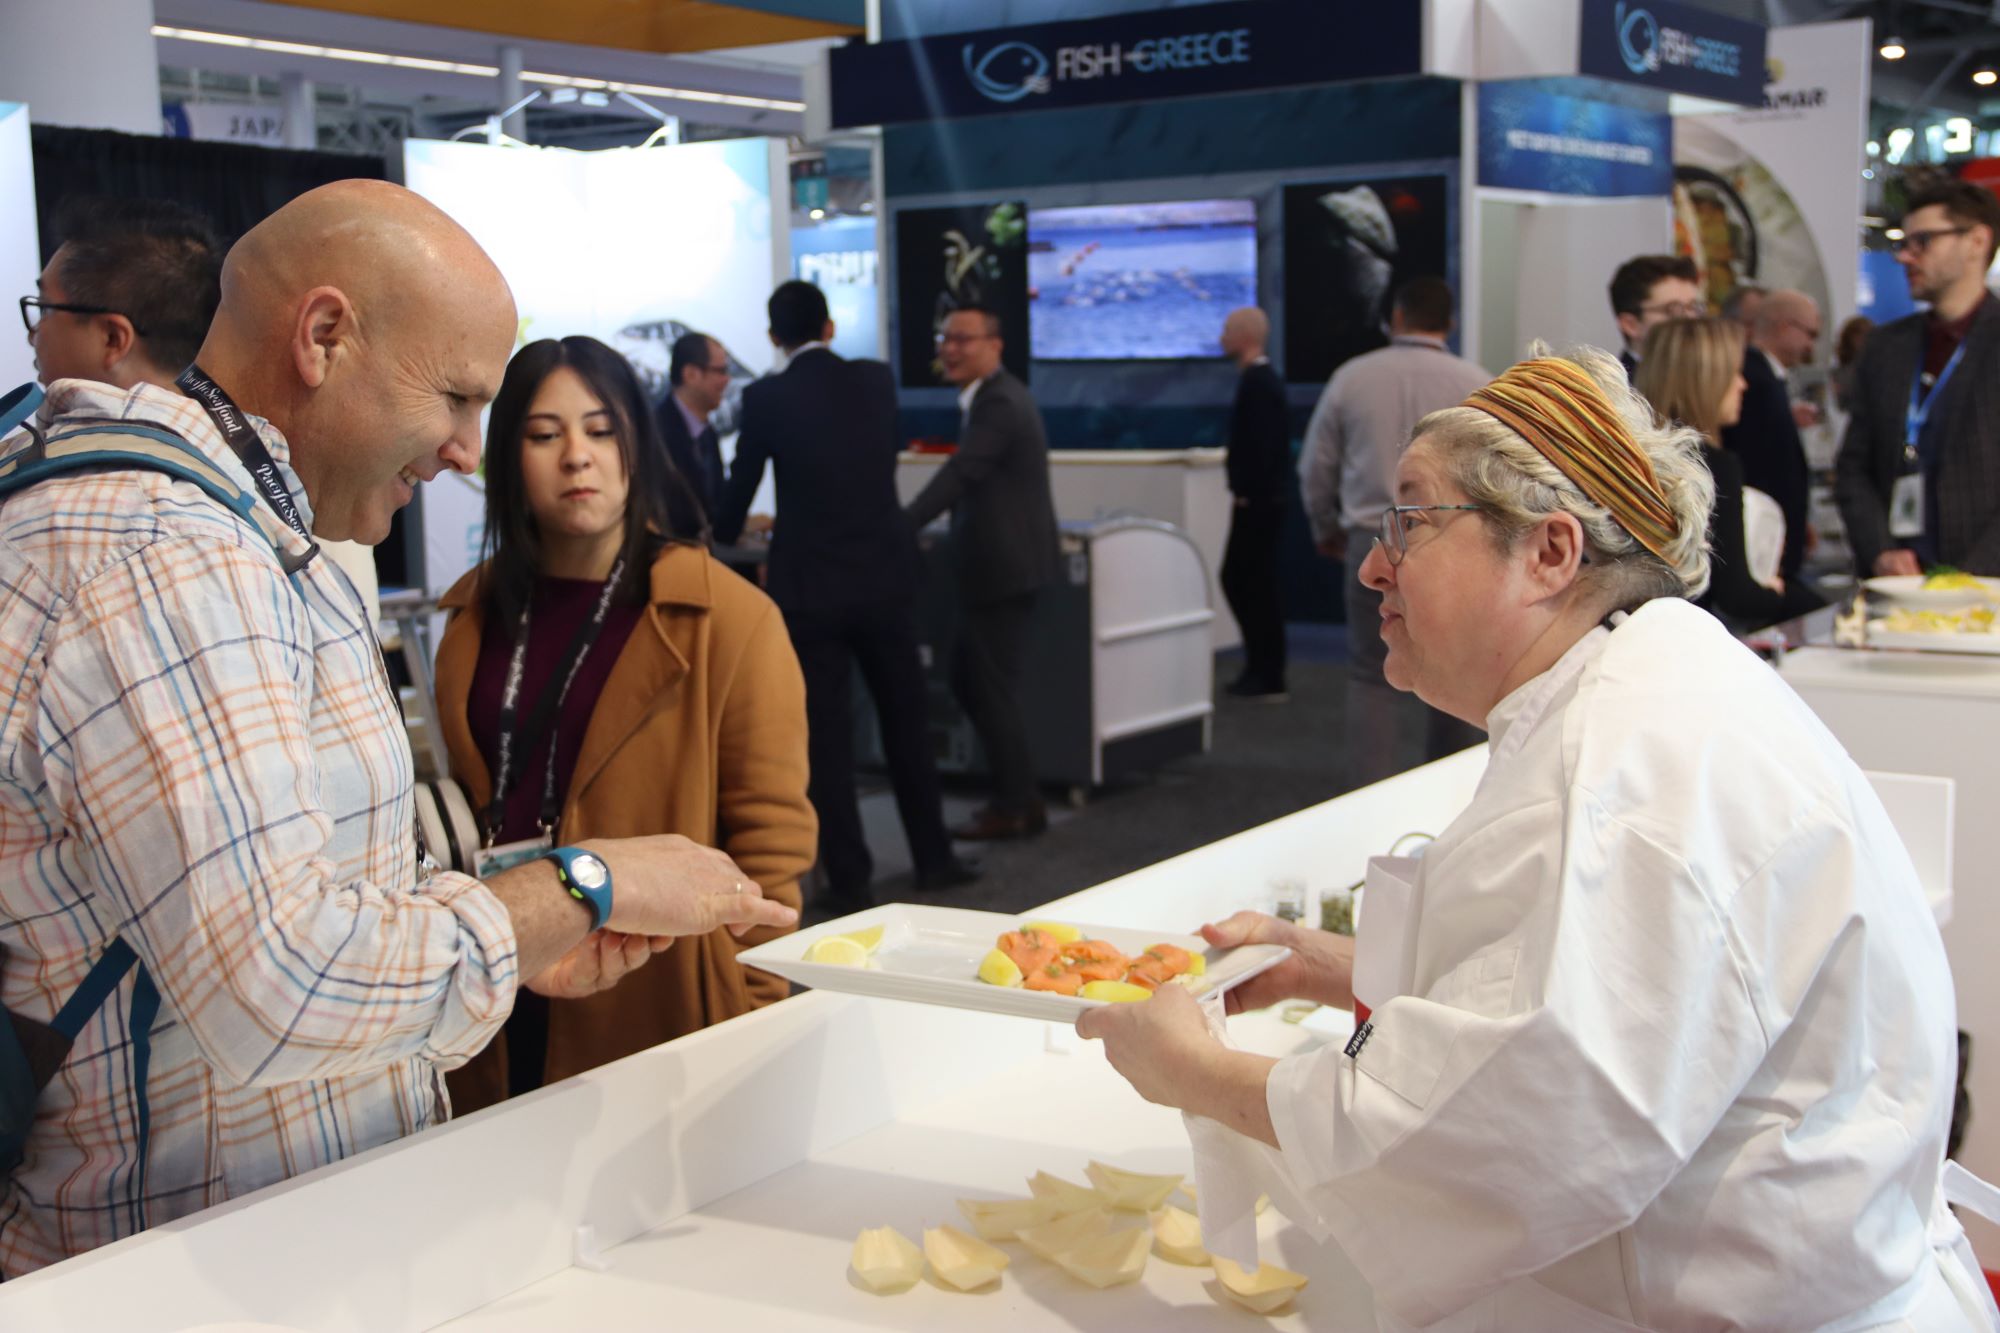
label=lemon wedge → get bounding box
[955,1194,1057,1241]
[976,948,1023,987]
[1151,1205,1208,1265]
[839,923,885,952]
[850,1225,925,1293]
[1213,1255,1309,1314]
[1080,980,1152,1004]
[1085,1160,1183,1211]
[1026,1170,1104,1216]
[803,935,871,967]
[1021,919,1082,944]
[1186,952,1207,976]
[1015,1206,1112,1261]
[923,1223,1009,1291]
[1052,1225,1151,1288]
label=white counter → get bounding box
[0,753,1489,1332]
[1776,645,2000,1266]
[897,448,1238,651]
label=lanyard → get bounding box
[485,561,626,843]
[1904,340,1967,467]
[176,366,319,568]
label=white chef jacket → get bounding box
[1263,597,1985,1331]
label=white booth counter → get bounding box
[896,447,1237,650]
[0,755,1490,1333]
[1775,644,2000,1266]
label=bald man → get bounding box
[0,180,791,1274]
[1722,288,1826,590]
[1218,306,1291,699]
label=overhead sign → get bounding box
[161,103,287,146]
[827,1,1423,129]
[1479,82,1672,197]
[1579,0,1765,106]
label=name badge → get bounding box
[476,832,555,879]
[1889,473,1926,540]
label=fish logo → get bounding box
[1616,2,1660,75]
[963,41,1052,103]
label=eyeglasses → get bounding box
[935,331,993,347]
[1638,300,1706,320]
[1375,504,1484,566]
[1895,226,1971,256]
[19,295,145,337]
[700,362,731,376]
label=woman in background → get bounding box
[1637,317,1823,628]
[433,335,813,1113]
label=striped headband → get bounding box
[1462,358,1678,563]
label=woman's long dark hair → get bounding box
[476,335,707,629]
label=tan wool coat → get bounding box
[432,543,814,1116]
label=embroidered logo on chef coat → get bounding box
[1344,1020,1375,1060]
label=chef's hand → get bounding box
[1075,986,1282,1146]
[1074,983,1221,1110]
[1200,911,1355,1015]
[1875,549,1921,577]
[526,929,673,999]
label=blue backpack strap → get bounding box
[0,383,42,439]
[49,939,141,1042]
[0,418,303,569]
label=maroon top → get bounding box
[1924,293,1986,378]
[467,575,645,844]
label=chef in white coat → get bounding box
[1078,347,1999,1331]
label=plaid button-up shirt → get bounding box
[0,380,517,1275]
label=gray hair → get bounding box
[1406,344,1714,607]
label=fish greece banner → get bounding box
[826,1,1422,128]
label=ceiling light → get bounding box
[1976,69,1998,87]
[1886,227,1906,241]
[808,207,826,220]
[1880,38,1906,60]
[150,25,805,113]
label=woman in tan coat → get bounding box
[434,335,813,1115]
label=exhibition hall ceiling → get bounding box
[151,0,839,132]
[260,0,860,53]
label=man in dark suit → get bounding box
[656,331,729,523]
[1217,306,1291,700]
[1837,181,2000,577]
[1722,289,1820,585]
[715,282,975,912]
[906,304,1061,841]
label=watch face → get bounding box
[570,853,609,891]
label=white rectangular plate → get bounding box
[738,904,1292,1022]
[1866,619,2000,656]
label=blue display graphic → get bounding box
[1477,83,1672,198]
[1027,201,1256,361]
[791,216,881,362]
[1579,0,1766,105]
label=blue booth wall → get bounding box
[873,3,1464,619]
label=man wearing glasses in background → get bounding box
[24,197,220,393]
[1838,180,2000,579]
[905,304,1059,841]
[657,329,733,524]
[1607,253,1705,380]
[1722,288,1827,600]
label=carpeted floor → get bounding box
[803,625,1436,926]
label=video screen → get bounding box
[895,201,1030,388]
[1027,200,1257,361]
[1281,174,1450,385]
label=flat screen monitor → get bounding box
[1028,199,1257,361]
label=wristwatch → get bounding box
[542,846,613,931]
